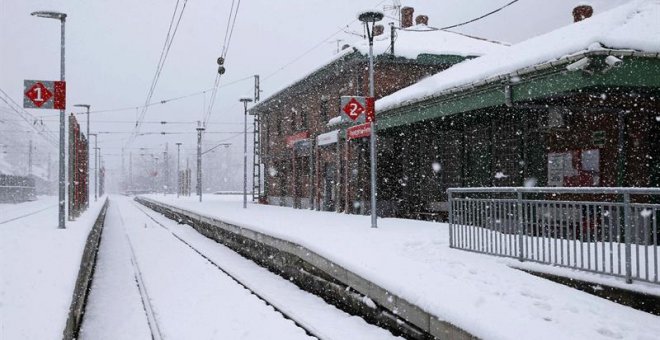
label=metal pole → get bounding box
[58,17,66,229]
[244,104,248,209]
[176,143,181,198]
[368,21,378,229]
[240,98,252,209]
[196,123,205,202]
[85,106,89,202]
[90,135,97,201]
[28,139,33,176]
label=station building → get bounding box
[374,2,660,218]
[251,7,507,212]
[253,2,660,220]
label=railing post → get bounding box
[517,190,524,262]
[448,190,454,248]
[624,192,633,283]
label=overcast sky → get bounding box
[0,0,629,188]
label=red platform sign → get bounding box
[341,96,366,121]
[23,80,66,110]
[347,122,371,140]
[286,131,310,148]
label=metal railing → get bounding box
[448,187,660,284]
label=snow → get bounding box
[0,196,107,340]
[353,25,507,60]
[81,196,395,339]
[377,0,660,112]
[142,194,660,340]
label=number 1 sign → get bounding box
[23,80,66,110]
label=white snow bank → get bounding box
[0,196,107,340]
[143,194,660,340]
[377,0,660,112]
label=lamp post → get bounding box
[239,97,253,209]
[74,104,91,204]
[358,10,383,228]
[196,123,205,202]
[31,10,67,229]
[176,142,182,198]
[89,134,98,202]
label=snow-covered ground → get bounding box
[0,196,106,340]
[80,196,394,339]
[142,194,660,340]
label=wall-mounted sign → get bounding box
[317,129,339,146]
[592,131,606,147]
[286,131,310,148]
[23,80,66,110]
[347,123,371,140]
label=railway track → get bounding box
[129,200,324,339]
[0,204,57,225]
[114,204,164,340]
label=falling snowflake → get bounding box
[640,209,653,218]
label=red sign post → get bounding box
[23,80,66,110]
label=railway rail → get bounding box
[129,201,324,339]
[0,204,57,224]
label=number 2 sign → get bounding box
[23,80,66,110]
[341,96,366,121]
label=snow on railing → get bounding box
[448,187,660,285]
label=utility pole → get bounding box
[89,133,98,202]
[176,142,182,198]
[121,147,125,191]
[196,122,205,202]
[28,139,33,177]
[239,97,253,209]
[129,152,133,192]
[164,143,169,196]
[254,75,261,102]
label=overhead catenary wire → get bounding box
[202,0,243,126]
[0,88,58,148]
[128,0,190,146]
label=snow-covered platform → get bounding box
[0,196,108,340]
[139,194,660,340]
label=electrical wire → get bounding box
[129,0,190,146]
[0,88,58,148]
[202,0,243,126]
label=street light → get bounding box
[32,10,67,229]
[74,104,91,205]
[239,96,253,209]
[89,134,98,202]
[358,10,383,228]
[196,123,205,202]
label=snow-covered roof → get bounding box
[253,23,507,112]
[353,25,507,60]
[377,0,660,112]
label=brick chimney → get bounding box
[573,5,593,22]
[415,15,429,26]
[401,7,414,28]
[373,24,384,36]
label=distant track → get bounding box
[0,204,56,225]
[130,200,325,340]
